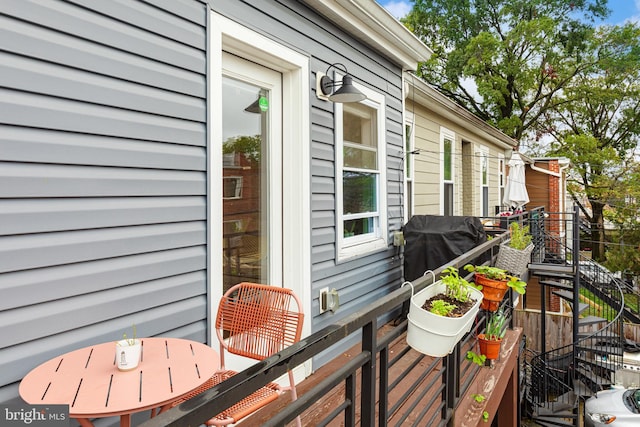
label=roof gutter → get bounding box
[301,0,432,69]
[406,74,517,149]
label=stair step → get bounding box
[532,415,576,427]
[576,344,624,356]
[529,263,575,274]
[572,378,594,397]
[540,280,574,291]
[577,330,619,339]
[534,271,575,280]
[578,315,607,326]
[575,366,612,386]
[576,356,619,373]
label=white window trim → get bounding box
[479,146,489,216]
[222,176,243,199]
[439,127,455,216]
[335,81,388,262]
[498,153,505,210]
[404,112,415,224]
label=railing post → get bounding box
[444,347,459,417]
[361,318,377,426]
[572,205,580,388]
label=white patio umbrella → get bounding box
[502,152,529,209]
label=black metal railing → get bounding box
[140,231,513,427]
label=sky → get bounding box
[377,0,640,24]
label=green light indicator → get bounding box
[259,96,269,112]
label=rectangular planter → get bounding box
[406,281,483,357]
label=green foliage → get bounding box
[222,134,261,163]
[441,266,482,303]
[402,0,609,140]
[466,351,487,366]
[429,299,458,316]
[483,411,489,422]
[485,310,507,341]
[464,264,527,294]
[508,222,532,250]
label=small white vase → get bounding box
[115,339,141,371]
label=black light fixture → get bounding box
[319,63,366,103]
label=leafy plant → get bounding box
[484,309,507,341]
[466,351,487,367]
[464,264,527,295]
[429,299,457,316]
[508,222,532,250]
[441,266,482,303]
[482,411,489,422]
[122,324,137,346]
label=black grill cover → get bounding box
[403,215,488,282]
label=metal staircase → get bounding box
[523,207,626,427]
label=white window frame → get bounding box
[440,127,455,216]
[222,176,243,199]
[498,153,505,210]
[335,81,387,262]
[404,112,415,223]
[479,146,489,216]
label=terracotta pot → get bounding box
[474,274,508,312]
[478,334,502,360]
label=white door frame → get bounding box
[209,13,311,376]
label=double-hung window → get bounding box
[441,128,455,216]
[498,153,505,211]
[336,85,387,261]
[480,147,489,216]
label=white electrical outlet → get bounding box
[319,287,329,314]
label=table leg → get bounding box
[119,414,131,427]
[75,418,95,427]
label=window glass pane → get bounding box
[343,171,377,214]
[344,145,377,169]
[444,182,453,216]
[444,138,452,181]
[344,103,376,148]
[405,123,412,178]
[344,217,374,237]
[482,153,488,185]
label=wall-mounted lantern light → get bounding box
[317,63,366,103]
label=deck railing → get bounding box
[141,228,514,427]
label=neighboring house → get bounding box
[0,0,432,406]
[403,75,517,221]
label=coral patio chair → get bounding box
[172,282,304,426]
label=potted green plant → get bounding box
[115,325,141,371]
[495,222,534,277]
[477,309,507,360]
[405,266,484,357]
[464,265,526,311]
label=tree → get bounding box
[605,165,640,279]
[539,23,640,262]
[403,0,609,142]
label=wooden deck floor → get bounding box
[240,325,523,427]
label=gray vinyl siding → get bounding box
[212,0,405,366]
[0,0,208,405]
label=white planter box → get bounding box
[406,281,483,357]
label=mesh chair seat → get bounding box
[173,283,304,426]
[170,371,280,426]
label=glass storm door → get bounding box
[221,54,282,296]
